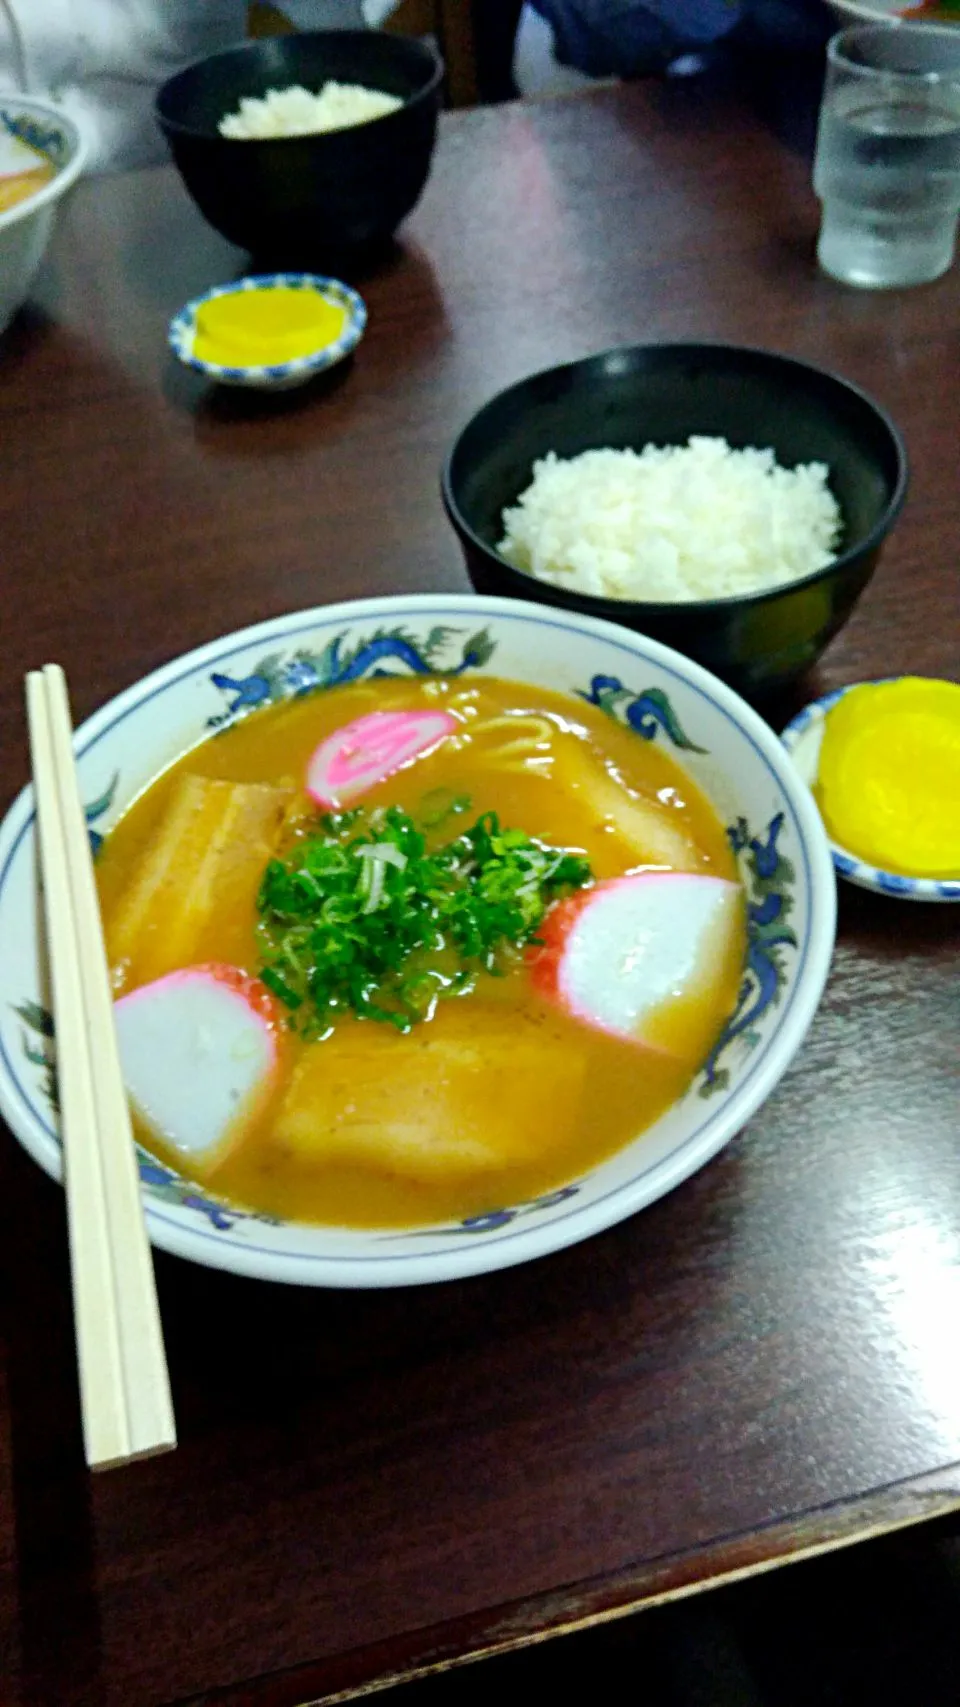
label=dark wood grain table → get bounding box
[1,72,959,1707]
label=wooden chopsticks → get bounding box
[26,665,176,1471]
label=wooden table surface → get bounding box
[2,73,960,1707]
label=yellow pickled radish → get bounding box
[816,677,960,877]
[193,286,347,366]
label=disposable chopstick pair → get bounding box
[26,664,176,1471]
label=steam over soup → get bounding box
[97,676,745,1229]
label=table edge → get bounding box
[177,1459,960,1707]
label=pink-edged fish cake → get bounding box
[529,872,743,1057]
[114,963,279,1166]
[307,710,457,808]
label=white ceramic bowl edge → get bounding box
[0,96,88,335]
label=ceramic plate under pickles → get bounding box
[782,683,960,902]
[168,273,366,391]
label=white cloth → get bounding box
[0,0,399,173]
[0,0,247,170]
[513,3,594,98]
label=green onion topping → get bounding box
[256,801,592,1037]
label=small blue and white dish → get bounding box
[168,273,367,391]
[781,685,960,904]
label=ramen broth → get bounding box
[0,162,56,214]
[97,675,744,1228]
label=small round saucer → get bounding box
[168,273,367,391]
[781,685,960,904]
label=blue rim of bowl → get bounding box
[781,684,960,903]
[168,273,367,386]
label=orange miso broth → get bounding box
[0,162,56,214]
[97,675,744,1228]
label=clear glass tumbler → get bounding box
[814,23,960,289]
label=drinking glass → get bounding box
[814,23,960,288]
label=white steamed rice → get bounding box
[497,437,842,603]
[219,82,403,140]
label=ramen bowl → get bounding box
[0,595,836,1287]
[0,97,87,335]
